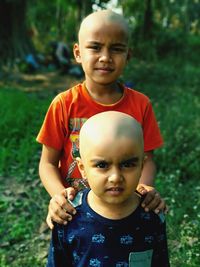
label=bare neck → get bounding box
[85,81,123,105]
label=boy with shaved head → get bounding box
[47,111,170,267]
[37,9,167,229]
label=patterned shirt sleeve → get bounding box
[46,224,73,267]
[152,213,170,267]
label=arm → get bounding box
[139,151,156,186]
[39,145,76,229]
[39,145,64,196]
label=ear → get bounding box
[73,43,82,63]
[76,157,87,179]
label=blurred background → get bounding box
[0,0,199,266]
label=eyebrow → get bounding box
[90,158,107,163]
[90,156,139,164]
[86,41,127,47]
[121,157,139,163]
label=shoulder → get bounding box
[54,84,82,101]
[138,206,166,225]
[68,190,85,208]
[124,86,150,103]
[48,84,83,111]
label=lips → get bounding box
[106,187,124,194]
[95,67,114,72]
[107,187,122,191]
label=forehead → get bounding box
[82,134,143,162]
[79,17,129,44]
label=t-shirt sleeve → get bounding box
[36,94,68,150]
[142,101,163,152]
[46,224,73,267]
[152,214,170,267]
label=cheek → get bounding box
[115,58,127,72]
[127,170,141,184]
[87,170,105,186]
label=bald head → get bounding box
[78,10,129,43]
[79,111,143,159]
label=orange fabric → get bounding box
[37,83,163,188]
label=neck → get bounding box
[84,81,123,105]
[87,191,140,220]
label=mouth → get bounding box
[95,67,114,73]
[106,187,124,195]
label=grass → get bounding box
[0,58,199,266]
[0,88,53,266]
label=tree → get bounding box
[0,0,35,67]
[0,0,121,68]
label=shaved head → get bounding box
[78,10,130,43]
[79,111,143,160]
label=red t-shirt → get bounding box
[37,83,163,189]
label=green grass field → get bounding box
[0,59,199,266]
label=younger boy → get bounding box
[37,10,166,229]
[47,111,170,267]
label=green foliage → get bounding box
[0,89,50,176]
[0,91,50,266]
[122,58,200,266]
[156,29,188,57]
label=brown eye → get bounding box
[96,161,108,168]
[88,45,100,51]
[120,158,138,168]
[111,46,126,53]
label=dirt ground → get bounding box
[0,69,82,93]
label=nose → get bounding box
[108,167,123,183]
[99,49,112,63]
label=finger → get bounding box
[53,194,76,215]
[46,213,54,230]
[49,201,73,221]
[65,187,76,201]
[142,192,160,211]
[49,207,72,225]
[136,184,148,195]
[53,194,68,208]
[62,201,77,215]
[153,199,166,214]
[141,190,157,208]
[146,193,161,211]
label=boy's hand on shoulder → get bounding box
[136,183,168,214]
[46,187,77,230]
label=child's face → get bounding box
[74,20,130,89]
[78,135,143,207]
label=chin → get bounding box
[105,197,127,206]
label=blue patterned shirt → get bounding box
[47,189,170,267]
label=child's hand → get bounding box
[136,183,168,214]
[46,187,77,230]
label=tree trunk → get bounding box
[0,0,34,66]
[76,0,93,21]
[143,0,154,39]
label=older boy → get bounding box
[47,111,170,267]
[37,10,166,229]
